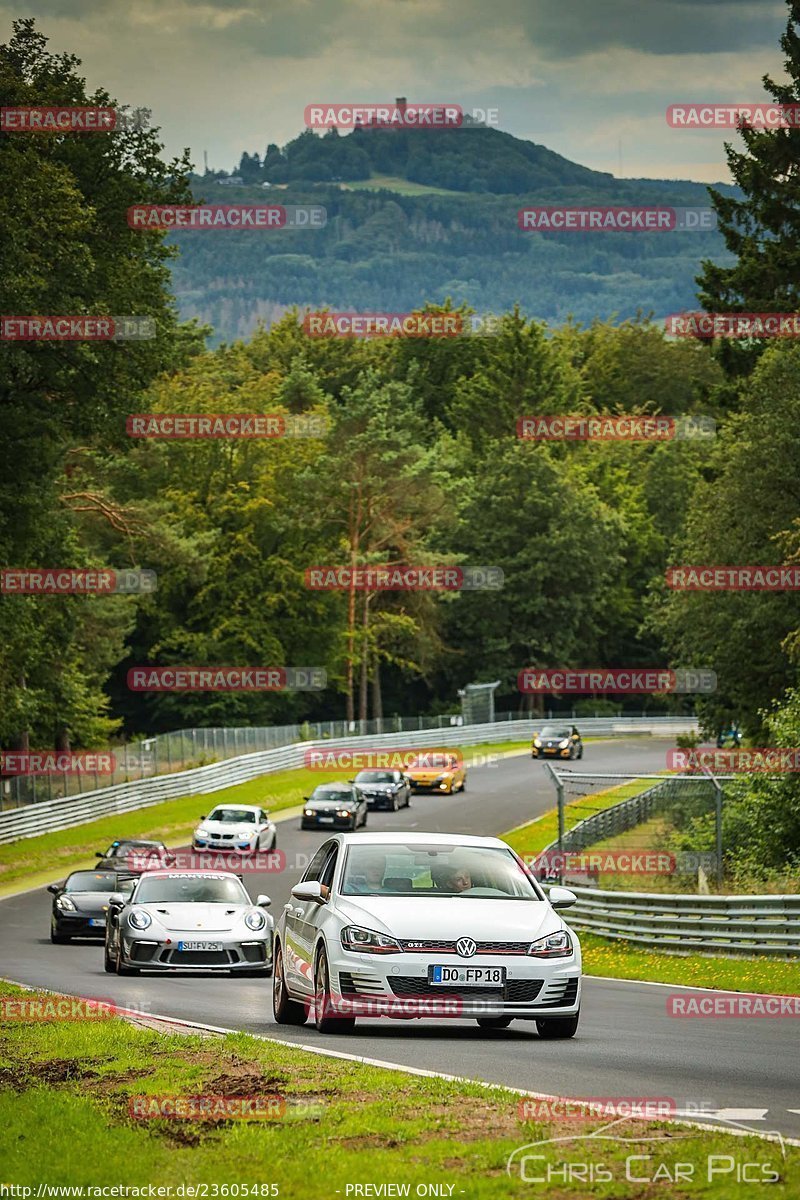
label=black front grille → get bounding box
[389,976,544,1003]
[338,972,360,995]
[130,941,158,962]
[398,939,532,955]
[241,943,267,964]
[165,949,233,965]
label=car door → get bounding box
[284,841,335,995]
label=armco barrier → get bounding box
[560,887,800,957]
[0,716,697,844]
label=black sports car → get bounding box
[531,725,583,760]
[301,783,368,830]
[352,769,412,811]
[48,870,136,943]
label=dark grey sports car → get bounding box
[48,870,136,943]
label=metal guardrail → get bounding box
[540,775,800,957]
[562,887,800,957]
[0,715,698,844]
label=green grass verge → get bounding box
[340,174,460,195]
[0,740,531,896]
[504,778,655,861]
[0,981,795,1196]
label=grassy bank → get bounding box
[0,981,795,1197]
[0,740,530,896]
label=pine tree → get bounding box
[697,0,800,375]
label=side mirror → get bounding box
[256,894,271,907]
[200,815,206,820]
[108,893,125,907]
[95,850,103,857]
[548,886,578,910]
[291,881,326,904]
[47,884,60,895]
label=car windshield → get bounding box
[134,875,249,904]
[355,771,395,783]
[311,789,351,802]
[64,871,127,892]
[341,844,543,900]
[540,727,571,738]
[207,809,256,823]
[104,840,162,856]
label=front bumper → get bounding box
[409,778,452,793]
[329,950,581,1019]
[532,745,573,758]
[301,813,354,829]
[121,933,272,972]
[362,793,397,810]
[53,914,107,937]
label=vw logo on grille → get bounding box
[456,937,477,958]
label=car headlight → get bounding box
[196,828,210,838]
[304,808,314,816]
[533,737,542,747]
[128,909,152,930]
[245,910,266,931]
[56,895,76,911]
[336,809,351,817]
[341,925,402,953]
[559,739,570,749]
[238,830,254,840]
[528,931,572,958]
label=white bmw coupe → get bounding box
[273,832,581,1037]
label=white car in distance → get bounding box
[192,804,277,855]
[273,832,581,1037]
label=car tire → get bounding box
[271,832,278,850]
[50,927,71,945]
[314,946,356,1034]
[578,746,583,759]
[461,777,467,792]
[350,817,358,831]
[115,942,138,976]
[390,795,398,812]
[103,940,116,972]
[272,943,308,1026]
[536,1012,579,1039]
[476,1017,512,1030]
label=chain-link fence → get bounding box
[539,768,729,892]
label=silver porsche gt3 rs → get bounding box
[104,869,273,976]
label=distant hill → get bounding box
[171,124,737,343]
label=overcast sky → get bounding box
[5,0,791,182]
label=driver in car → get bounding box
[347,854,387,893]
[432,862,473,893]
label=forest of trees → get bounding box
[2,6,800,879]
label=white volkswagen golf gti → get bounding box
[273,832,581,1037]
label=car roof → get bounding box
[333,831,507,848]
[313,782,353,789]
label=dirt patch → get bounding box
[0,1057,107,1090]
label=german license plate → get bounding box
[429,965,505,987]
[177,940,222,951]
[88,918,106,928]
[318,816,335,823]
